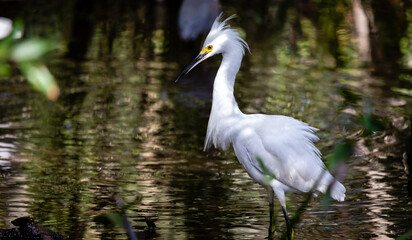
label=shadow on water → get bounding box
[1,0,412,239]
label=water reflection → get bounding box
[0,1,411,239]
[178,0,220,41]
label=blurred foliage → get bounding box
[359,101,387,135]
[93,196,142,240]
[359,112,386,135]
[256,157,277,184]
[0,19,59,100]
[400,8,412,67]
[392,87,412,97]
[94,213,125,229]
[339,87,361,106]
[326,140,353,172]
[397,229,412,240]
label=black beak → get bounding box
[175,52,208,82]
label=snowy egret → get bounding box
[176,14,346,238]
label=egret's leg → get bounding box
[281,206,293,240]
[271,183,294,240]
[281,205,290,226]
[267,189,275,239]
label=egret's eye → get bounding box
[200,45,213,54]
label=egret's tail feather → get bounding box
[317,172,346,201]
[329,180,346,202]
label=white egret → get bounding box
[176,14,346,238]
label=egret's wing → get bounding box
[233,114,345,200]
[252,115,329,192]
[232,137,268,184]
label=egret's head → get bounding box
[175,13,249,82]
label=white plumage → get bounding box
[176,13,346,237]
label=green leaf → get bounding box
[397,229,412,240]
[339,87,360,105]
[326,140,352,172]
[11,38,55,62]
[19,63,59,100]
[359,113,385,134]
[256,156,276,183]
[94,213,125,228]
[106,213,125,229]
[392,87,412,97]
[320,193,331,208]
[0,64,11,76]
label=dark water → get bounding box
[1,1,412,239]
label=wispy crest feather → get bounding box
[203,13,250,55]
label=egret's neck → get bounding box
[211,52,243,116]
[204,51,244,150]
